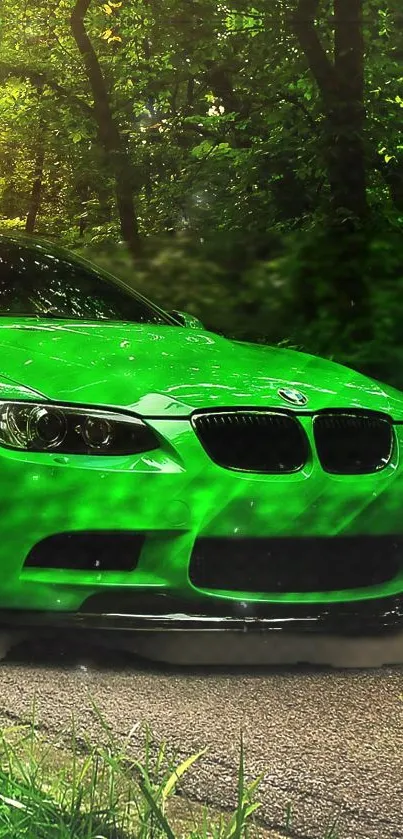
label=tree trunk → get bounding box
[329,0,368,221]
[377,159,403,213]
[291,0,372,346]
[70,0,142,260]
[292,0,368,224]
[26,84,46,234]
[25,133,45,234]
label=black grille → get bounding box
[189,536,401,593]
[25,531,144,572]
[192,411,308,473]
[313,412,393,474]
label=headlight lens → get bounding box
[28,406,67,449]
[0,402,159,455]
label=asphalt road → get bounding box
[0,633,402,839]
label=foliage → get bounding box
[0,0,402,383]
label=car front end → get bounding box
[1,318,403,659]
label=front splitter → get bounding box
[0,593,402,635]
[1,604,403,666]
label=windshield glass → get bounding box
[0,239,170,324]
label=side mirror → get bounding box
[170,309,205,330]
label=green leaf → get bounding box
[191,140,213,158]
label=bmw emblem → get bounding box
[278,388,308,406]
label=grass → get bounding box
[0,699,341,839]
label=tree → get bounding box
[0,0,401,381]
[25,83,46,233]
[292,0,368,223]
[70,0,142,259]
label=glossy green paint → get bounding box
[0,314,403,612]
[1,317,403,417]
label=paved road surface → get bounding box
[0,634,402,839]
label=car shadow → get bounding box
[1,628,388,677]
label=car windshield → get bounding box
[0,239,170,324]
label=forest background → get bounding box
[0,0,402,385]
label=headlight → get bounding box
[0,402,160,455]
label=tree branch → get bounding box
[291,0,337,106]
[278,92,320,134]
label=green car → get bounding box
[1,231,403,659]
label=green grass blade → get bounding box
[162,748,208,801]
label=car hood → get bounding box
[0,319,402,419]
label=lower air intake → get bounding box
[24,531,144,572]
[189,536,401,593]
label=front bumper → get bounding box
[2,420,403,617]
